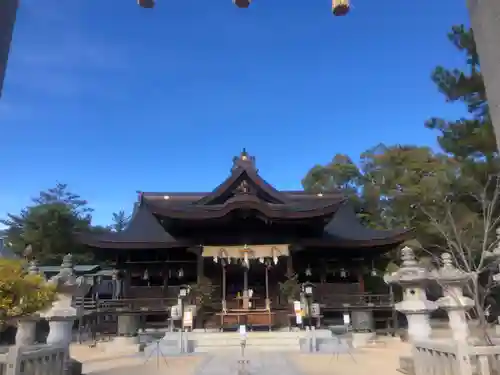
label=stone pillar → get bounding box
[467,0,500,149]
[384,247,437,342]
[432,253,474,342]
[15,318,38,346]
[117,315,139,337]
[14,260,43,347]
[43,254,91,374]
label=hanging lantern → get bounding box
[305,265,312,277]
[233,0,251,8]
[143,269,149,280]
[370,260,377,276]
[271,247,279,265]
[340,268,347,278]
[178,268,184,278]
[243,252,249,268]
[138,0,155,8]
[332,0,350,16]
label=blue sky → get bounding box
[0,0,469,226]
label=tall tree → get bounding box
[425,25,499,185]
[110,210,130,233]
[0,183,94,265]
[301,153,366,217]
[360,145,459,248]
[302,154,362,196]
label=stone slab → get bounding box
[398,355,414,375]
[195,352,304,375]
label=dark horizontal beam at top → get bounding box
[0,0,18,99]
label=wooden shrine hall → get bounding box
[80,150,411,331]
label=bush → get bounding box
[0,259,56,325]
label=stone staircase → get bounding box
[190,331,305,352]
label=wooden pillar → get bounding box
[265,264,270,310]
[162,263,169,295]
[286,255,294,277]
[358,271,365,293]
[222,264,227,312]
[243,267,249,309]
[123,268,131,298]
[197,251,204,283]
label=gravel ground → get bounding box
[71,337,411,375]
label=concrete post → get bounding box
[467,0,500,150]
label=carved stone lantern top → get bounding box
[384,246,432,286]
[431,252,472,285]
[28,259,40,275]
[43,253,91,319]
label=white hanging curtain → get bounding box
[202,244,290,259]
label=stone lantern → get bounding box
[431,253,474,342]
[384,246,438,341]
[43,254,90,373]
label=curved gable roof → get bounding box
[196,164,289,205]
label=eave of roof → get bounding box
[143,195,345,220]
[301,202,413,248]
[79,204,183,249]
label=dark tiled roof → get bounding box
[80,204,184,249]
[302,202,412,248]
[80,152,411,250]
[143,194,344,220]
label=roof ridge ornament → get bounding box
[232,148,257,172]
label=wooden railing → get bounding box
[412,339,500,375]
[75,297,177,313]
[76,287,392,314]
[319,293,393,309]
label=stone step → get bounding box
[195,345,301,353]
[192,333,302,352]
[194,338,300,346]
[189,331,306,340]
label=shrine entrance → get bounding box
[224,261,281,310]
[202,244,289,330]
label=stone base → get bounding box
[69,358,83,375]
[398,355,415,375]
[97,336,141,354]
[495,325,500,336]
[351,332,375,348]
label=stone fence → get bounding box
[412,339,500,375]
[0,344,67,375]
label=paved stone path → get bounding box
[84,351,304,375]
[196,351,303,375]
